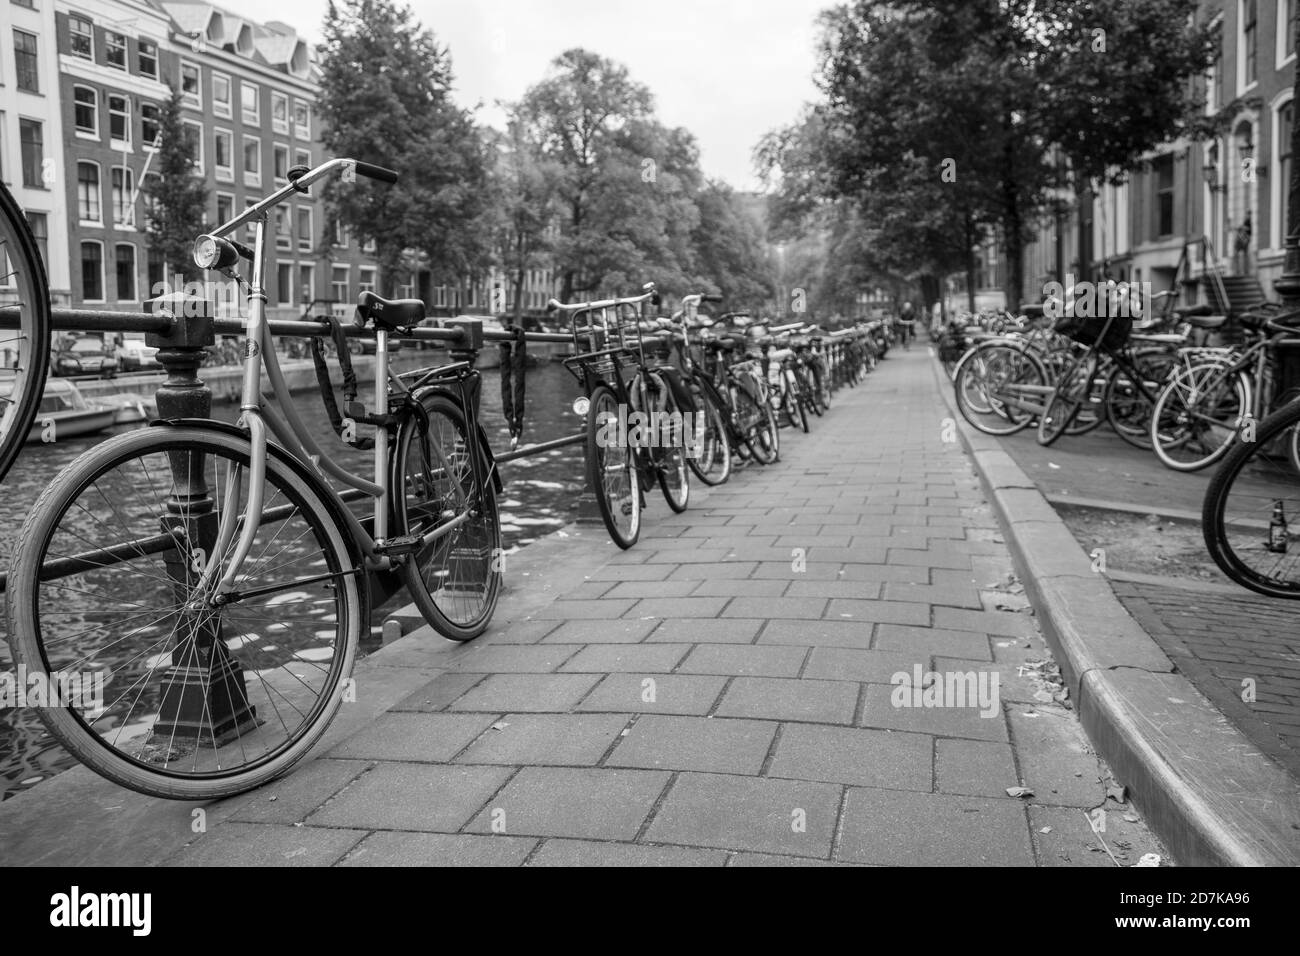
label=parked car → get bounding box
[51,334,119,379]
[115,332,160,371]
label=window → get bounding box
[272,92,289,134]
[14,30,38,93]
[293,100,310,139]
[276,262,293,305]
[359,267,376,295]
[146,247,163,293]
[1289,0,1299,59]
[21,212,46,271]
[108,95,130,146]
[297,207,312,251]
[106,31,126,69]
[294,148,312,172]
[12,0,35,8]
[138,39,157,79]
[77,162,101,222]
[363,237,376,255]
[1243,0,1258,87]
[69,16,92,59]
[212,73,231,118]
[332,218,347,247]
[273,144,289,183]
[19,119,42,187]
[111,166,134,226]
[241,82,259,125]
[182,120,203,172]
[275,207,291,250]
[115,244,136,300]
[244,197,260,241]
[141,104,160,147]
[331,266,349,304]
[180,62,200,107]
[243,135,260,184]
[216,193,233,226]
[1155,156,1175,237]
[81,243,104,301]
[74,86,97,136]
[298,264,314,304]
[1281,102,1294,247]
[214,129,233,179]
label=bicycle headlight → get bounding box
[573,396,590,416]
[192,234,238,270]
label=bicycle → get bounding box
[4,158,502,799]
[0,180,52,482]
[689,303,781,471]
[551,284,690,550]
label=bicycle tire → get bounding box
[586,383,640,549]
[687,374,732,486]
[0,180,52,483]
[1037,352,1094,446]
[953,341,1045,436]
[1150,362,1250,472]
[4,426,364,799]
[1102,350,1170,449]
[734,383,778,464]
[1203,400,1300,598]
[396,391,502,642]
[655,385,690,513]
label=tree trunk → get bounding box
[965,213,978,312]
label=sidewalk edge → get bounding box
[930,353,1300,867]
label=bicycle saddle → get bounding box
[355,291,426,330]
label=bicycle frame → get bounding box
[189,159,484,600]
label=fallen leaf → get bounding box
[1135,853,1162,867]
[1006,786,1034,798]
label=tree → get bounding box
[142,86,207,288]
[487,119,560,325]
[317,0,491,296]
[688,181,775,312]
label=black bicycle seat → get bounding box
[355,291,425,330]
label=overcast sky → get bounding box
[214,0,831,190]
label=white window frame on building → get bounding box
[1277,0,1298,70]
[1238,0,1260,94]
[212,72,232,119]
[115,243,137,301]
[1273,92,1294,250]
[81,240,105,302]
[293,99,310,139]
[105,30,127,70]
[69,15,93,60]
[182,119,204,173]
[138,39,158,79]
[298,263,314,304]
[111,166,134,227]
[242,81,260,126]
[77,161,102,224]
[359,267,377,295]
[216,192,234,227]
[272,91,289,135]
[273,143,289,184]
[73,85,98,139]
[297,206,312,252]
[330,264,349,304]
[213,128,233,181]
[275,206,291,250]
[141,102,161,149]
[276,261,294,306]
[14,29,40,93]
[108,94,130,149]
[180,61,201,108]
[243,134,261,187]
[294,147,311,169]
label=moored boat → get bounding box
[22,379,116,444]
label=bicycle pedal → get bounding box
[376,534,423,557]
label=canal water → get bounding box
[0,355,587,800]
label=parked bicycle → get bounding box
[5,158,502,799]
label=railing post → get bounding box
[144,292,257,744]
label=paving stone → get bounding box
[802,647,922,684]
[586,564,675,582]
[329,712,500,762]
[576,674,728,715]
[539,618,663,644]
[449,673,601,712]
[750,561,844,580]
[625,596,730,619]
[721,596,828,620]
[759,619,872,649]
[392,671,485,712]
[690,579,790,598]
[678,644,808,677]
[492,620,563,644]
[643,772,840,858]
[607,715,776,775]
[666,562,760,580]
[224,758,370,824]
[559,644,691,673]
[1027,805,1166,867]
[826,598,930,626]
[455,712,630,766]
[1006,708,1105,807]
[532,598,638,620]
[464,767,670,840]
[785,580,884,600]
[726,853,849,866]
[168,823,367,867]
[883,581,983,609]
[340,832,536,867]
[309,763,512,832]
[837,788,1033,865]
[874,624,993,660]
[604,580,701,599]
[767,723,932,791]
[445,643,581,673]
[646,618,764,643]
[933,605,1035,638]
[859,683,1008,741]
[527,839,727,866]
[935,739,1018,797]
[716,677,858,725]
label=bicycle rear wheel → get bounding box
[734,383,778,464]
[655,385,690,513]
[954,342,1044,436]
[396,392,502,642]
[686,374,731,486]
[1037,352,1095,446]
[4,427,363,799]
[0,181,52,482]
[1150,362,1248,472]
[1203,400,1300,597]
[1103,351,1171,449]
[587,383,640,548]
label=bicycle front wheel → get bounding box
[0,180,52,482]
[1203,400,1300,597]
[686,375,731,486]
[1150,362,1248,472]
[4,427,364,800]
[1037,352,1095,446]
[396,392,502,642]
[587,383,640,548]
[954,342,1044,436]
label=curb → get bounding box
[931,356,1300,866]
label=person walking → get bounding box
[897,301,916,349]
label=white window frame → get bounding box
[180,61,201,109]
[1238,0,1260,95]
[294,147,312,171]
[182,119,204,174]
[273,143,290,184]
[276,261,294,306]
[77,160,102,225]
[80,240,106,303]
[105,31,127,70]
[275,206,291,250]
[297,206,313,252]
[14,29,40,93]
[111,165,135,228]
[114,243,137,302]
[1278,0,1298,69]
[243,134,261,187]
[108,94,131,149]
[293,99,310,139]
[211,72,232,119]
[241,81,260,126]
[1272,91,1294,251]
[69,15,93,60]
[213,128,233,181]
[330,264,349,304]
[138,39,158,79]
[333,218,347,248]
[244,197,261,241]
[73,85,98,139]
[215,192,235,228]
[359,267,377,295]
[298,263,315,304]
[141,103,161,150]
[271,91,289,135]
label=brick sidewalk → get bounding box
[165,348,1163,866]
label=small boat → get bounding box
[23,379,117,444]
[94,391,159,425]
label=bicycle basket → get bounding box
[1053,313,1131,351]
